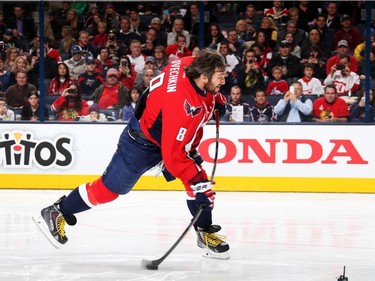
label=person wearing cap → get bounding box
[79,103,107,122]
[166,34,192,62]
[77,56,105,98]
[91,68,129,109]
[2,28,22,51]
[334,14,361,53]
[266,39,303,83]
[325,39,358,76]
[63,45,86,82]
[134,56,160,88]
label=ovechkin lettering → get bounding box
[199,138,368,164]
[0,131,73,168]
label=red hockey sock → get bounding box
[79,177,119,207]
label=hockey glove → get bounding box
[189,149,204,165]
[214,93,227,119]
[191,180,215,209]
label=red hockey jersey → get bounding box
[140,57,215,189]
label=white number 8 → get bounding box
[176,127,187,141]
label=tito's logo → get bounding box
[0,131,74,168]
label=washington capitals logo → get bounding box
[184,99,203,117]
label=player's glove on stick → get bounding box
[214,93,227,119]
[189,149,203,165]
[191,180,215,209]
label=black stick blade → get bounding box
[141,259,159,270]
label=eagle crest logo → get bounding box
[184,99,202,117]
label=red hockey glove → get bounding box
[191,180,215,209]
[214,93,227,119]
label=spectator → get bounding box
[63,8,83,38]
[354,29,375,63]
[91,68,129,109]
[218,41,240,74]
[325,40,358,75]
[5,69,37,108]
[85,13,103,41]
[0,54,10,91]
[241,4,262,31]
[324,54,360,97]
[77,30,98,58]
[296,1,319,32]
[266,40,303,83]
[51,83,89,121]
[266,66,289,95]
[139,68,155,92]
[226,29,245,60]
[140,27,158,57]
[82,3,99,31]
[135,56,160,88]
[264,1,289,27]
[149,17,167,47]
[0,98,15,121]
[250,89,277,122]
[183,2,200,37]
[57,25,76,61]
[105,29,127,62]
[358,47,375,81]
[300,28,331,62]
[4,47,19,71]
[129,8,148,36]
[225,85,250,122]
[116,16,141,51]
[274,81,313,122]
[282,32,301,58]
[64,45,86,82]
[79,103,107,122]
[166,34,192,61]
[277,20,307,48]
[311,14,335,53]
[77,55,105,97]
[235,49,265,100]
[257,16,278,50]
[204,23,225,49]
[312,84,349,122]
[324,1,341,32]
[235,19,254,44]
[334,14,362,53]
[167,18,191,48]
[43,37,62,64]
[251,42,271,79]
[127,39,145,73]
[21,90,49,121]
[104,3,120,31]
[118,55,136,90]
[6,4,35,49]
[122,85,141,122]
[349,89,375,122]
[2,28,23,51]
[153,45,169,72]
[298,63,324,96]
[92,21,108,48]
[96,46,118,76]
[9,55,32,86]
[48,62,74,95]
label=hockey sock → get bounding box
[187,199,212,229]
[59,188,91,215]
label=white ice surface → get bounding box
[1,190,375,281]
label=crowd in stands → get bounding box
[0,1,374,123]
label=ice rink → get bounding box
[1,189,375,281]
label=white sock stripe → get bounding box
[78,184,95,208]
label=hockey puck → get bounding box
[141,259,159,270]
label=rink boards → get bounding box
[0,122,374,193]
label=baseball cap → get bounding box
[341,14,351,21]
[279,40,290,48]
[107,68,119,78]
[337,40,348,47]
[145,56,156,64]
[86,56,96,64]
[71,45,83,54]
[89,103,100,113]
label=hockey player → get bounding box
[33,48,230,259]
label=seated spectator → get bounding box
[139,68,155,92]
[79,103,107,122]
[264,1,289,27]
[312,84,349,122]
[249,89,277,122]
[277,20,307,48]
[103,3,120,31]
[0,53,10,91]
[324,2,341,32]
[225,85,250,122]
[135,56,160,88]
[334,14,362,53]
[326,40,358,76]
[324,54,360,97]
[92,21,108,48]
[9,55,32,86]
[57,25,76,61]
[77,30,98,58]
[300,44,326,80]
[274,81,313,122]
[241,4,262,31]
[96,46,118,76]
[204,23,225,49]
[235,19,254,43]
[91,68,129,109]
[77,55,105,97]
[266,40,302,84]
[118,55,136,90]
[166,34,192,62]
[51,84,89,121]
[150,17,167,47]
[64,45,86,82]
[349,89,375,122]
[122,86,141,122]
[282,31,301,58]
[105,29,127,62]
[312,14,335,53]
[129,8,148,36]
[48,62,74,95]
[4,47,19,71]
[140,27,158,57]
[358,47,375,81]
[5,69,37,108]
[265,66,289,95]
[218,41,240,74]
[235,49,265,100]
[127,39,145,73]
[21,90,49,121]
[257,16,278,50]
[251,42,272,79]
[226,29,245,61]
[167,18,191,48]
[0,98,15,121]
[298,63,324,96]
[116,16,141,51]
[153,45,169,72]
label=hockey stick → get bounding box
[141,110,220,270]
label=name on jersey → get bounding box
[166,59,181,93]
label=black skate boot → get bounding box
[33,196,76,249]
[196,225,230,260]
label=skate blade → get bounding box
[32,214,62,249]
[201,248,230,260]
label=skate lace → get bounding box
[203,232,226,247]
[55,215,66,238]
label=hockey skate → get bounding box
[33,196,76,249]
[196,225,230,260]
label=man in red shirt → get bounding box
[312,84,349,122]
[34,49,230,260]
